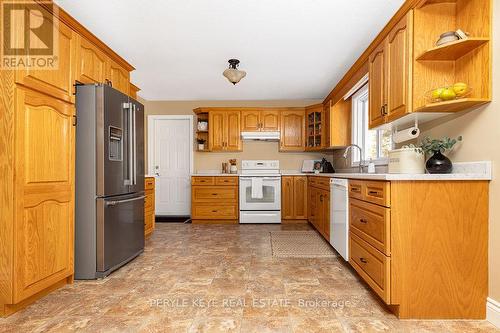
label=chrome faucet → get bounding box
[343,144,364,173]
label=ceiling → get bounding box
[55,0,404,101]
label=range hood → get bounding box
[241,131,280,141]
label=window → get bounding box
[351,84,392,165]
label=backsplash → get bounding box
[195,140,331,172]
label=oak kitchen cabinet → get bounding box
[368,12,412,128]
[279,109,305,151]
[347,179,488,319]
[209,110,242,151]
[0,1,135,317]
[307,176,330,239]
[281,176,308,221]
[191,176,239,223]
[305,104,324,150]
[144,177,156,237]
[241,109,280,132]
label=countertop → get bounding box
[283,161,492,181]
[192,161,492,181]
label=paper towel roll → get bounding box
[393,127,420,143]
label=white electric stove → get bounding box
[239,160,281,224]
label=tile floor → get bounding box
[1,223,498,332]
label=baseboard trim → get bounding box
[487,297,500,328]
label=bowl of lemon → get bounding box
[425,83,471,103]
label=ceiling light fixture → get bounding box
[223,59,246,85]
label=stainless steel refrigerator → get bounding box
[75,84,145,279]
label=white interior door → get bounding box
[149,116,193,215]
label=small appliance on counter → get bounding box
[301,159,335,173]
[388,148,425,174]
[302,159,322,173]
[321,158,335,173]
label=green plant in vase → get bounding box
[419,136,462,174]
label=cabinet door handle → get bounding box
[368,190,379,195]
[382,104,388,115]
[351,187,361,193]
[212,210,218,213]
[359,218,368,224]
[359,258,368,264]
[211,193,218,196]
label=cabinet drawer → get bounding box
[349,233,391,303]
[192,204,238,219]
[309,176,330,190]
[349,180,390,207]
[315,177,330,189]
[350,198,390,255]
[215,177,238,186]
[145,177,155,190]
[192,176,215,186]
[364,181,390,207]
[192,186,238,202]
[348,181,364,200]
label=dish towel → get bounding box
[251,177,264,199]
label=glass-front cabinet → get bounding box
[306,104,323,150]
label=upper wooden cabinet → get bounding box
[241,109,280,132]
[106,59,130,95]
[364,0,491,129]
[195,107,303,152]
[16,21,76,104]
[369,12,412,128]
[209,110,242,151]
[76,36,130,95]
[280,110,305,151]
[241,110,260,131]
[305,104,324,150]
[329,99,351,147]
[368,41,387,129]
[76,35,108,85]
[129,83,140,99]
[261,110,280,131]
[385,12,412,122]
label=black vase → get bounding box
[426,150,453,174]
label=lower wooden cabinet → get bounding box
[307,176,330,239]
[191,176,238,223]
[348,179,488,319]
[144,177,156,237]
[282,176,307,220]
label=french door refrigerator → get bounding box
[75,84,145,279]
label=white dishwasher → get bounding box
[330,178,349,261]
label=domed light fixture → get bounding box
[223,59,246,85]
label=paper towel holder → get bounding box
[392,116,420,143]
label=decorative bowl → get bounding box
[425,84,472,103]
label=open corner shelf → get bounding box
[414,98,490,113]
[416,38,489,61]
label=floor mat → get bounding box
[270,230,337,258]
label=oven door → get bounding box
[239,176,281,211]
